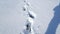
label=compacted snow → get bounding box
[0,0,59,34]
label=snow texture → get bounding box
[0,0,60,34]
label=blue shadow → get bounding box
[45,4,60,34]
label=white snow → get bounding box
[0,0,59,34]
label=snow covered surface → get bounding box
[0,0,59,34]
